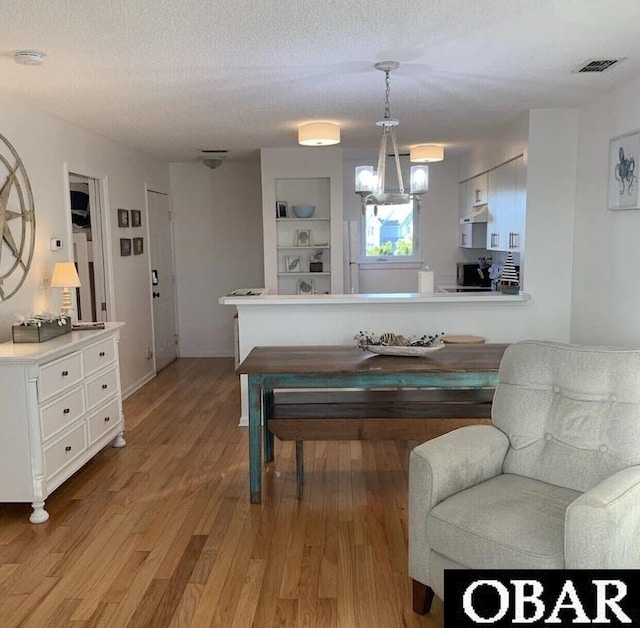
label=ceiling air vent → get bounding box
[574,58,623,73]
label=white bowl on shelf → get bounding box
[291,204,315,218]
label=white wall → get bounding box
[0,96,169,395]
[170,160,263,357]
[343,156,461,290]
[571,76,640,347]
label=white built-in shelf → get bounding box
[276,217,330,222]
[277,272,331,277]
[276,244,331,250]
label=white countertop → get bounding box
[219,290,529,306]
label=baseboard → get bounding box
[178,351,234,358]
[122,370,156,399]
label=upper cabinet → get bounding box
[486,156,525,253]
[260,148,344,295]
[459,172,488,221]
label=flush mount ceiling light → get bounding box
[298,122,341,146]
[13,50,46,66]
[410,144,444,163]
[355,61,429,213]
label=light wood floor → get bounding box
[0,358,443,627]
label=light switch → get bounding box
[50,238,63,251]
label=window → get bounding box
[361,200,420,262]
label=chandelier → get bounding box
[355,61,431,214]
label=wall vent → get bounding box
[574,58,623,73]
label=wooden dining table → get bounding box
[237,343,509,503]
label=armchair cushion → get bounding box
[427,474,580,570]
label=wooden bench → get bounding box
[268,388,495,497]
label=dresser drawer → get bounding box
[85,366,119,410]
[83,337,116,377]
[40,387,85,442]
[44,422,86,480]
[88,399,121,444]
[39,351,83,402]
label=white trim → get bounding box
[121,370,156,400]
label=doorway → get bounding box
[147,190,177,371]
[68,173,109,321]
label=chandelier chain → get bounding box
[384,71,392,119]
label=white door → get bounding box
[147,190,177,371]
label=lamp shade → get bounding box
[410,144,444,163]
[51,262,81,288]
[298,122,340,146]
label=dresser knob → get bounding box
[99,351,105,357]
[63,408,70,414]
[104,416,110,422]
[102,384,108,390]
[62,370,69,377]
[65,446,72,452]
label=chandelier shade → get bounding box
[298,122,340,146]
[410,144,444,163]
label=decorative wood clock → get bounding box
[0,133,36,301]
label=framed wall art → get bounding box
[297,278,314,295]
[117,209,130,228]
[294,229,312,246]
[131,209,142,227]
[133,237,144,255]
[608,130,640,210]
[285,255,301,273]
[276,201,288,219]
[120,238,132,256]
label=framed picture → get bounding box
[133,237,144,255]
[297,278,314,295]
[276,201,288,219]
[294,229,312,246]
[117,209,129,228]
[608,130,640,210]
[131,209,142,227]
[285,255,302,273]
[120,238,132,256]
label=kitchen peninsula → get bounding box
[220,290,535,425]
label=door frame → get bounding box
[63,163,115,320]
[145,186,179,373]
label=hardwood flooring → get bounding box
[0,358,443,627]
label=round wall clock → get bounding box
[0,133,36,301]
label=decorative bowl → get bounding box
[291,204,315,218]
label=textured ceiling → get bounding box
[2,0,640,162]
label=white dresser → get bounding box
[0,322,126,523]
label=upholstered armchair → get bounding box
[409,340,640,614]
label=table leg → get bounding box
[263,389,274,462]
[296,440,304,499]
[248,376,262,504]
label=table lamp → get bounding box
[50,262,81,318]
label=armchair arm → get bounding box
[565,466,640,568]
[410,424,510,510]
[409,425,509,586]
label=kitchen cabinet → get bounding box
[459,172,488,221]
[274,178,331,295]
[486,156,525,253]
[459,222,487,248]
[0,323,125,523]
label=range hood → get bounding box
[460,203,488,224]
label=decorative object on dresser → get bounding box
[12,313,71,343]
[131,209,142,227]
[0,323,126,523]
[117,208,129,228]
[50,262,82,317]
[0,132,37,302]
[608,130,640,210]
